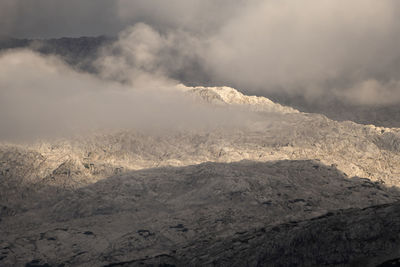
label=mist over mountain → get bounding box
[3,35,400,128]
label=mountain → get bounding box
[2,86,400,266]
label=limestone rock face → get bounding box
[2,86,400,266]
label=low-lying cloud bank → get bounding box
[0,49,257,141]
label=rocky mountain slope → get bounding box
[176,200,400,267]
[2,160,400,266]
[2,86,400,266]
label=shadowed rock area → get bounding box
[1,160,400,266]
[172,202,400,266]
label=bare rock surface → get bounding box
[2,86,400,266]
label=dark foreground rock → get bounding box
[174,203,400,266]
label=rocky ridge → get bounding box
[1,86,400,188]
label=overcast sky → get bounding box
[0,0,243,38]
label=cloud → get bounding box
[0,0,120,38]
[0,48,255,141]
[0,0,244,38]
[94,23,205,86]
[0,0,18,38]
[99,0,400,106]
[334,79,400,106]
[201,0,400,104]
[2,0,400,111]
[110,1,400,106]
[116,0,245,34]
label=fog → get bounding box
[2,0,400,139]
[0,48,256,141]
